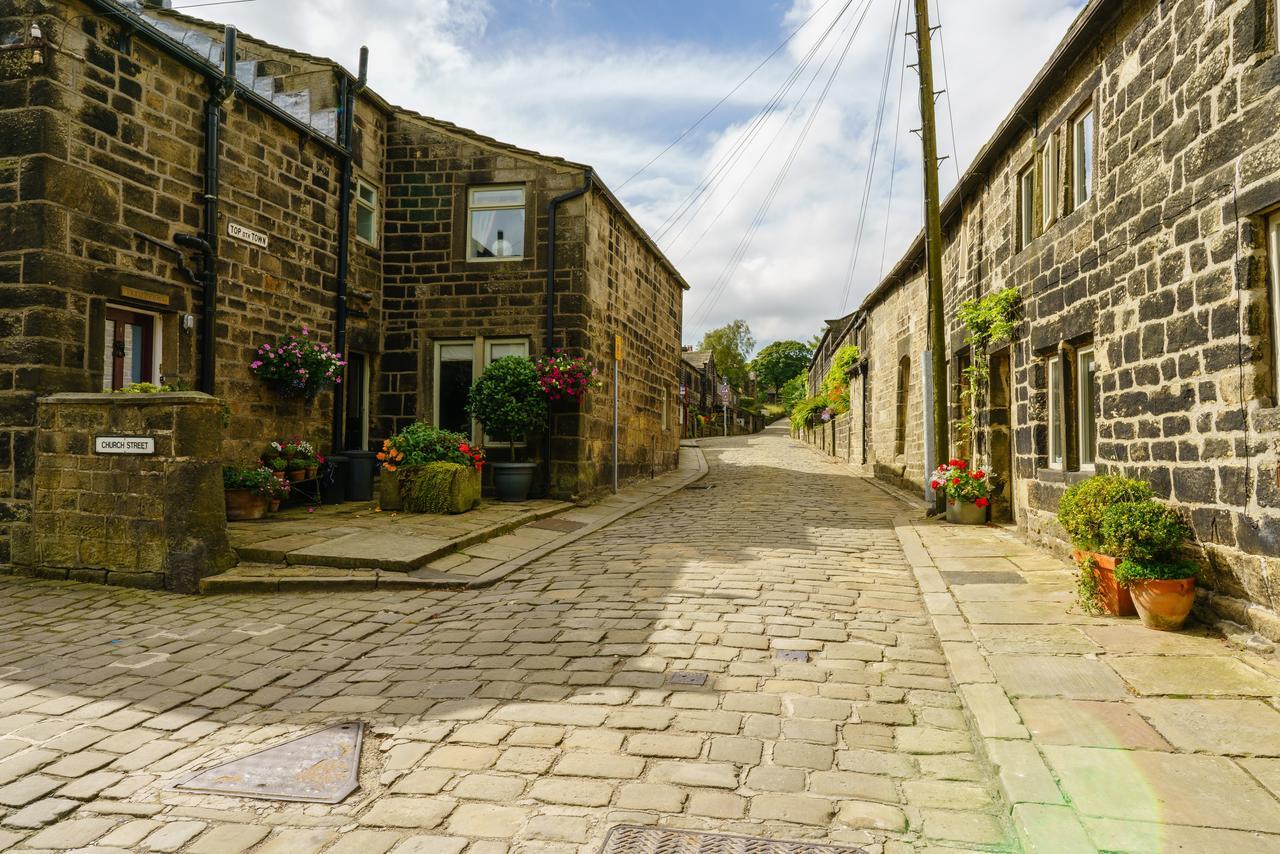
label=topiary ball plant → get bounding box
[1057,474,1152,552]
[466,356,548,460]
[1099,500,1191,563]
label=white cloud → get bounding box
[192,0,1085,353]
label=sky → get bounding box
[180,0,1087,354]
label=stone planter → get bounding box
[945,499,988,525]
[378,469,402,511]
[399,463,482,514]
[1072,550,1136,616]
[1129,577,1196,631]
[225,489,268,521]
[492,461,538,502]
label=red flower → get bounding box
[976,497,990,507]
[930,480,941,489]
[951,478,961,486]
[973,470,985,479]
[948,458,961,467]
[459,443,470,454]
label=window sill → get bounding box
[1035,466,1094,485]
[466,257,526,264]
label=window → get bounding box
[1071,108,1094,210]
[434,341,476,436]
[1077,348,1097,468]
[1018,164,1036,250]
[1270,213,1280,399]
[486,339,529,364]
[355,179,378,247]
[468,186,525,260]
[1047,355,1064,469]
[894,356,910,456]
[103,306,160,391]
[1040,133,1058,226]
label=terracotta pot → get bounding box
[1129,577,1196,631]
[305,466,317,479]
[1073,550,1136,616]
[269,499,281,513]
[272,470,286,481]
[287,469,306,482]
[945,499,988,525]
[225,488,268,521]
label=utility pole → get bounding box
[913,0,948,512]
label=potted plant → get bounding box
[286,458,308,482]
[249,326,346,400]
[931,459,990,524]
[534,350,601,404]
[224,465,273,520]
[266,475,291,512]
[1058,475,1152,615]
[1101,500,1196,630]
[467,356,548,502]
[377,423,485,513]
[267,457,287,481]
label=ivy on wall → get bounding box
[955,288,1020,452]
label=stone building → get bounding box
[806,0,1280,640]
[0,0,685,572]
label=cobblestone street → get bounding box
[0,424,1006,853]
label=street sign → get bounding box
[94,436,155,455]
[227,221,269,248]
[614,334,623,361]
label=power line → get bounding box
[616,0,839,190]
[878,23,911,279]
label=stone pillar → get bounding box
[25,392,233,593]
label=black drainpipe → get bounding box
[542,170,594,496]
[194,27,236,393]
[331,47,369,451]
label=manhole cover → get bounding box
[775,649,810,662]
[940,571,1026,585]
[668,671,708,686]
[600,825,866,853]
[171,722,362,803]
[527,518,587,533]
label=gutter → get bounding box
[195,27,235,393]
[331,47,369,452]
[542,170,594,496]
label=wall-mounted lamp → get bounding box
[29,22,43,66]
[182,314,195,331]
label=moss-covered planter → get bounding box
[398,463,481,514]
[378,469,402,511]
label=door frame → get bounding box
[104,305,162,390]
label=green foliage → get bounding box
[1100,500,1191,563]
[382,423,481,470]
[781,374,808,413]
[223,465,274,495]
[1058,475,1152,551]
[467,356,548,452]
[699,320,755,387]
[821,345,859,414]
[762,402,786,420]
[1114,558,1198,586]
[114,382,165,394]
[790,394,830,432]
[399,462,480,514]
[751,340,812,394]
[955,288,1021,449]
[1075,553,1104,615]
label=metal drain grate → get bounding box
[171,722,362,803]
[527,518,587,533]
[775,649,810,662]
[600,824,867,853]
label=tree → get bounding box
[698,320,755,388]
[751,339,812,397]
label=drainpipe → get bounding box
[331,47,368,451]
[542,170,594,496]
[197,27,236,394]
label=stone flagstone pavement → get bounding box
[0,424,1008,852]
[895,513,1280,853]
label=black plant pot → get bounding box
[491,462,538,502]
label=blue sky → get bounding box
[191,0,1087,352]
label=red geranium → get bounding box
[932,459,992,508]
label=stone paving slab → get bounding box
[888,512,1280,853]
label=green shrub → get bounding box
[381,423,481,470]
[1099,500,1190,562]
[467,356,547,457]
[1057,475,1151,551]
[1114,558,1198,586]
[223,465,274,494]
[781,374,807,413]
[790,394,830,432]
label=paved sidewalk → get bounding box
[206,446,707,593]
[896,516,1280,853]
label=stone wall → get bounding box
[24,392,232,592]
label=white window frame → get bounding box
[1040,133,1058,227]
[1047,355,1064,470]
[1077,347,1096,470]
[467,186,526,262]
[354,179,378,247]
[104,304,163,391]
[1072,108,1094,210]
[433,339,478,440]
[1270,213,1280,400]
[483,338,531,447]
[1018,164,1036,250]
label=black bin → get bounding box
[320,455,349,504]
[345,449,378,502]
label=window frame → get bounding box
[466,185,526,262]
[1018,163,1037,250]
[1071,108,1095,211]
[354,178,378,247]
[1270,213,1280,401]
[1040,132,1058,227]
[894,356,910,457]
[1076,347,1097,470]
[433,339,478,440]
[1047,355,1064,470]
[103,304,162,391]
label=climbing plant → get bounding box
[954,288,1020,451]
[821,345,860,415]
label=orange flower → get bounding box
[376,452,387,461]
[385,464,397,472]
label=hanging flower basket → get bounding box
[534,350,601,404]
[249,326,345,400]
